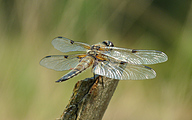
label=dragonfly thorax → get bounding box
[91,45,100,50]
[87,50,97,56]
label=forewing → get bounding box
[101,47,168,65]
[52,36,91,53]
[40,54,83,71]
[93,61,156,80]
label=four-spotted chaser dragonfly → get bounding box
[40,36,168,82]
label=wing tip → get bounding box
[162,52,168,62]
[39,57,46,66]
[156,51,168,63]
[155,50,168,63]
[39,56,52,66]
[144,65,156,80]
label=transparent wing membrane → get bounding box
[39,54,83,71]
[52,37,91,53]
[93,61,156,80]
[101,47,168,65]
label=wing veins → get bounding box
[100,47,168,65]
[93,56,156,80]
[40,55,82,71]
[52,37,91,53]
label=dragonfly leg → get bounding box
[100,76,104,88]
[93,73,96,80]
[97,75,104,88]
[93,74,104,88]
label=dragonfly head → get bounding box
[102,40,114,47]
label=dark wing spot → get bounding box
[58,36,63,38]
[132,49,137,53]
[120,61,127,64]
[64,55,68,58]
[145,66,152,70]
[45,56,51,58]
[70,40,74,44]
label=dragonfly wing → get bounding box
[93,60,156,80]
[40,54,85,71]
[101,47,168,65]
[52,36,91,53]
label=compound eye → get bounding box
[102,41,108,46]
[102,40,114,47]
[108,41,114,47]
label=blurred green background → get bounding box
[1,0,192,120]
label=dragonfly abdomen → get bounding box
[56,56,94,82]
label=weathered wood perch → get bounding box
[56,75,119,120]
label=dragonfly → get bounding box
[40,36,168,82]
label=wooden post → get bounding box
[56,75,119,120]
